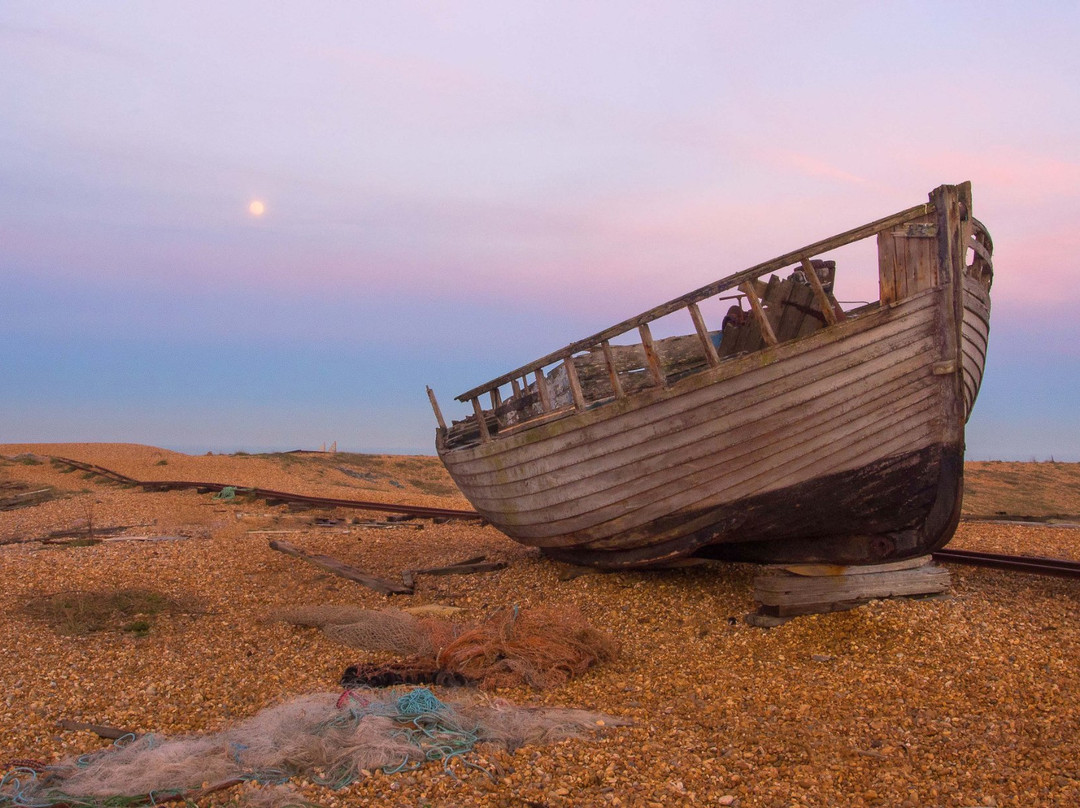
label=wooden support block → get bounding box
[752,556,949,618]
[776,556,931,577]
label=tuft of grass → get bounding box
[405,477,458,496]
[154,459,169,466]
[64,537,101,548]
[22,588,182,635]
[327,452,382,471]
[15,456,43,466]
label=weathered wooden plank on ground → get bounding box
[401,555,507,589]
[0,487,53,510]
[57,719,137,740]
[268,539,412,595]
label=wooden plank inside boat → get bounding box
[878,213,938,305]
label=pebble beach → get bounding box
[2,444,1078,807]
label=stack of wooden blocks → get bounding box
[747,556,950,626]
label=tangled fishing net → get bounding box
[437,606,617,689]
[272,605,453,656]
[286,605,618,690]
[272,605,461,659]
[0,688,625,808]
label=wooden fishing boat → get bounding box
[428,182,993,568]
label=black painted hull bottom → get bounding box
[541,443,964,569]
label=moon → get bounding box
[248,200,266,216]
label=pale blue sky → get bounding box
[2,2,1078,457]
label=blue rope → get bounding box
[314,687,488,784]
[395,688,445,716]
[0,768,53,808]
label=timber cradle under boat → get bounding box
[429,182,994,568]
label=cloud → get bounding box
[912,147,1080,206]
[759,149,868,186]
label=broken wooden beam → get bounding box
[57,719,137,740]
[417,560,506,575]
[268,539,413,595]
[410,556,506,576]
[352,520,421,530]
[0,487,53,510]
[401,555,508,589]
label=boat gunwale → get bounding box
[439,285,942,462]
[453,199,937,403]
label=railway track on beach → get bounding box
[932,547,1080,580]
[38,458,1080,578]
[50,457,482,521]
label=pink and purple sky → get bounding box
[2,2,1078,458]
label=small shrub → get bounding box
[154,459,168,466]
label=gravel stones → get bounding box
[1,445,1079,806]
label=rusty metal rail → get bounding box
[933,548,1080,579]
[37,457,1080,573]
[51,457,482,521]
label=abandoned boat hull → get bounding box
[434,183,992,567]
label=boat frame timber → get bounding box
[430,182,993,568]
